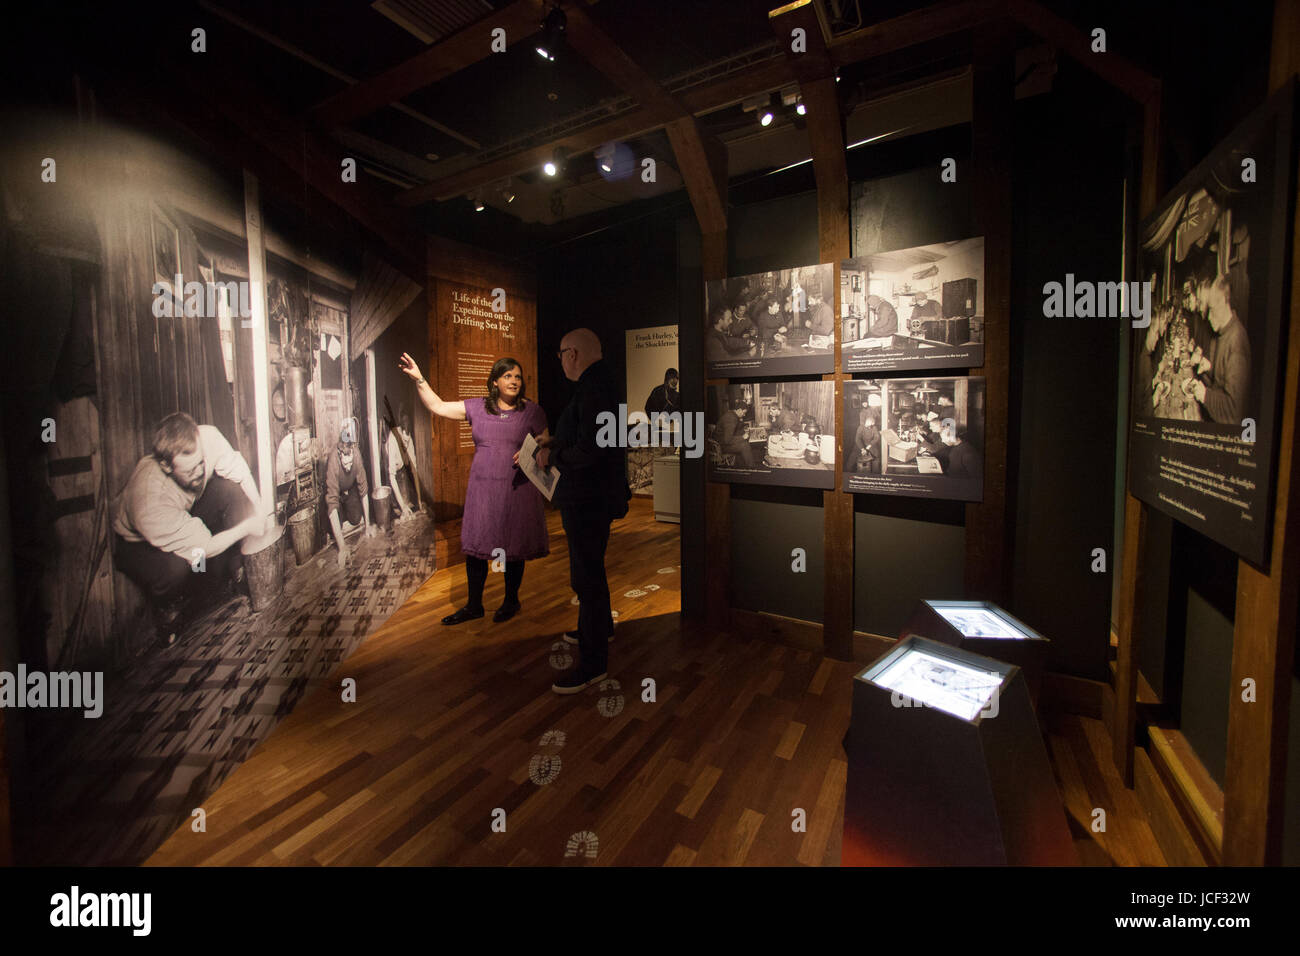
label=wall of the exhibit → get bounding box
[535,210,680,436]
[1008,65,1125,681]
[675,110,1123,680]
[0,104,444,866]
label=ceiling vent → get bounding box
[372,0,494,44]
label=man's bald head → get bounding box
[560,327,602,381]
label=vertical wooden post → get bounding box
[702,231,731,629]
[967,25,1014,604]
[807,74,853,662]
[771,0,853,660]
[1222,0,1300,865]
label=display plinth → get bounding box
[900,599,1050,707]
[842,637,1075,866]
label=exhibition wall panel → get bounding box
[731,495,825,624]
[853,510,965,638]
[1008,81,1125,680]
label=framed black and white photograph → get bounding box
[707,380,835,489]
[1129,82,1296,565]
[843,376,985,501]
[705,263,835,377]
[840,237,984,373]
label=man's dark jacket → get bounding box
[551,358,631,516]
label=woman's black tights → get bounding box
[464,556,525,611]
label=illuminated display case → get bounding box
[842,636,1075,866]
[900,600,1051,706]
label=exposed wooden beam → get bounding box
[563,2,728,234]
[564,3,691,123]
[665,120,729,234]
[198,0,481,149]
[965,23,1014,606]
[1005,0,1159,104]
[827,0,998,67]
[397,0,1007,209]
[1222,0,1300,867]
[311,0,547,128]
[770,0,852,661]
[702,229,731,630]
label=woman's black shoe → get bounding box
[441,606,484,625]
[493,601,521,623]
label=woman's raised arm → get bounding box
[399,352,466,421]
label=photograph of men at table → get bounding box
[705,263,835,377]
[706,381,836,489]
[841,237,985,373]
[843,376,985,501]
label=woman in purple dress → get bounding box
[399,352,549,624]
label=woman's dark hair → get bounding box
[485,357,526,414]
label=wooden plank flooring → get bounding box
[146,499,1166,866]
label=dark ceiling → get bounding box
[1,0,1277,265]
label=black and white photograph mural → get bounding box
[843,377,985,501]
[1129,84,1295,565]
[0,111,436,864]
[706,381,835,489]
[705,263,835,377]
[840,237,984,373]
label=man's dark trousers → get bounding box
[561,505,614,674]
[113,475,251,606]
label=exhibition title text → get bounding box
[452,288,516,339]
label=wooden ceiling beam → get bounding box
[826,0,999,67]
[394,0,1003,209]
[310,0,548,128]
[770,1,847,203]
[563,2,728,234]
[398,58,796,206]
[1005,0,1159,104]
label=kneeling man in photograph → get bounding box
[113,412,267,642]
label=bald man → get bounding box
[534,327,630,694]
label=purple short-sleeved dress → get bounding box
[460,398,550,561]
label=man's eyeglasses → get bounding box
[556,347,576,360]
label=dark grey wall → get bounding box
[1008,68,1125,680]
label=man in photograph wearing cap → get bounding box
[326,416,376,569]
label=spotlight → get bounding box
[760,110,774,126]
[473,194,485,212]
[501,181,516,204]
[796,100,806,116]
[538,4,566,62]
[595,142,615,174]
[544,146,567,179]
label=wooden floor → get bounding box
[147,498,1167,866]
